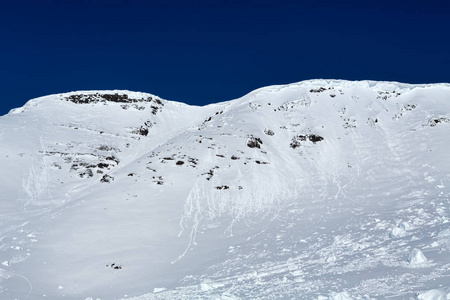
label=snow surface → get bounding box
[0,79,449,299]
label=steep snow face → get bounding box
[0,80,450,299]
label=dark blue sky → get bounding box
[1,0,449,116]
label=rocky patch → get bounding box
[376,90,401,100]
[107,263,122,270]
[264,129,275,136]
[100,174,114,183]
[290,134,324,149]
[427,117,450,127]
[310,87,328,93]
[202,166,219,181]
[247,136,263,149]
[64,93,163,106]
[215,185,229,190]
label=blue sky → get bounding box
[1,0,449,115]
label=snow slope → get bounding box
[0,80,449,299]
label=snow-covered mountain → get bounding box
[1,79,450,299]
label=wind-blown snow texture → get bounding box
[1,79,450,299]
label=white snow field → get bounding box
[0,79,449,299]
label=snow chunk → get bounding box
[218,292,242,300]
[400,221,413,230]
[326,252,338,262]
[199,282,214,292]
[389,226,406,238]
[324,291,353,300]
[424,241,440,249]
[437,228,450,237]
[408,248,427,264]
[152,287,166,293]
[415,287,450,300]
[318,292,355,300]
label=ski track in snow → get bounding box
[0,80,449,299]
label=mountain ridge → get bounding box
[1,79,449,299]
[8,79,450,116]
